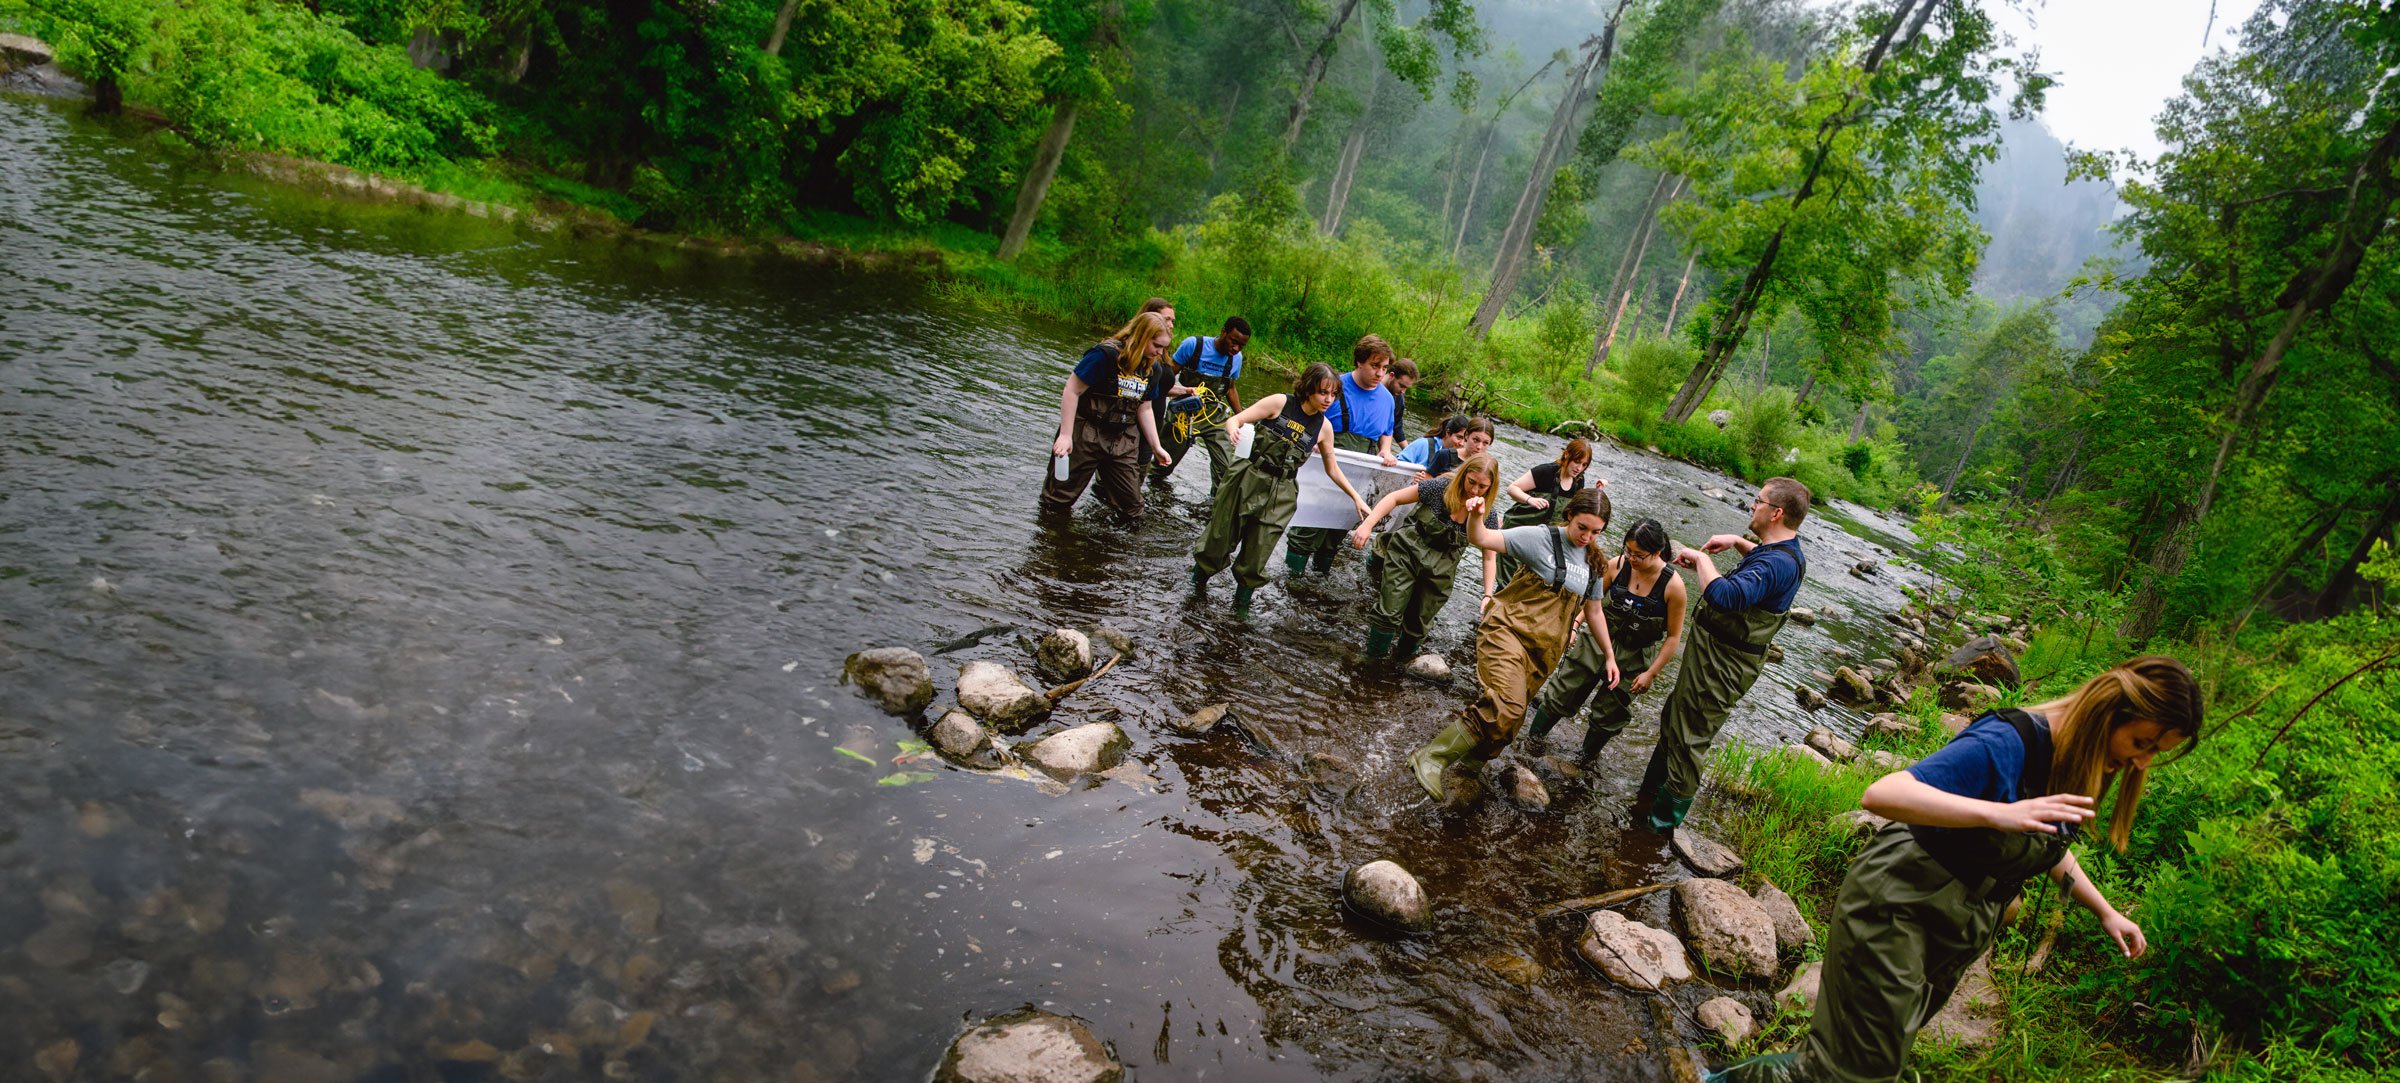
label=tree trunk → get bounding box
[2124,110,2400,639]
[1583,172,1679,376]
[1320,124,1368,235]
[1663,251,1697,336]
[1452,123,1499,260]
[1661,0,1931,424]
[1848,399,1871,442]
[1283,0,1366,151]
[1438,128,1466,239]
[1206,83,1242,177]
[2316,485,2400,616]
[1468,15,1625,339]
[997,100,1080,262]
[1754,327,1773,392]
[1793,372,1816,407]
[763,0,802,54]
[1939,386,2003,508]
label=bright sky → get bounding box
[1992,0,2263,164]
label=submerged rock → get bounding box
[1753,881,1813,958]
[842,648,934,716]
[1805,725,1857,763]
[1674,878,1780,979]
[1084,622,1136,660]
[1035,628,1094,682]
[956,661,1050,732]
[1303,751,1356,787]
[1497,763,1549,811]
[937,1009,1121,1083]
[928,710,993,761]
[1174,702,1233,735]
[1405,653,1453,683]
[1578,910,1691,992]
[1343,860,1431,933]
[1696,996,1758,1046]
[1024,723,1130,779]
[1764,643,1785,664]
[1672,829,1744,878]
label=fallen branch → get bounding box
[2021,906,2066,977]
[1045,652,1122,703]
[2250,646,2400,768]
[1538,880,1675,919]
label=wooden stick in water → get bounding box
[1538,880,1675,919]
[1045,653,1122,703]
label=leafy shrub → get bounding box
[1610,337,1695,419]
[1728,387,1798,477]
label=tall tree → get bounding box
[999,2,1151,262]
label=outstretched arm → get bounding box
[2048,849,2146,958]
[1349,481,1416,548]
[1463,497,1507,553]
[1320,427,1371,522]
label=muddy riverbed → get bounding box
[0,93,1931,1081]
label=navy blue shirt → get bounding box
[1327,371,1396,440]
[1073,346,1165,405]
[1173,335,1243,381]
[1702,537,1803,613]
[1906,712,2041,802]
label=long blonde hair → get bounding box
[1103,311,1172,380]
[1444,452,1502,519]
[2034,655,2203,850]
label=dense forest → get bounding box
[9,0,2398,1078]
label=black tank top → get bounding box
[1250,395,1325,476]
[1602,558,1672,649]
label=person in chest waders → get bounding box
[1710,656,2201,1083]
[1494,438,1601,586]
[1519,517,1686,763]
[1409,488,1616,801]
[1190,364,1370,613]
[1152,316,1252,494]
[1043,310,1174,520]
[1347,452,1502,661]
[1282,335,1400,575]
[1635,476,1811,832]
[1366,419,1493,582]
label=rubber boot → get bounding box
[1516,706,1557,753]
[1232,586,1255,614]
[1189,565,1209,592]
[1645,789,1692,834]
[1309,546,1336,574]
[1408,722,1475,800]
[1284,548,1310,575]
[1364,627,1397,660]
[1579,722,1616,762]
[1393,634,1422,661]
[1707,1052,1801,1083]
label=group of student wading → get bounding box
[1041,298,2211,1083]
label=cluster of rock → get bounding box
[841,623,1140,783]
[1570,870,1816,1047]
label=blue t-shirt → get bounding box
[1174,335,1243,381]
[1907,712,2040,804]
[1328,370,1396,440]
[1073,346,1164,405]
[1397,436,1443,466]
[1702,537,1804,613]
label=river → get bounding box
[0,93,1930,1081]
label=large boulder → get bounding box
[1674,878,1780,980]
[1805,725,1857,764]
[1672,830,1745,878]
[1828,667,1876,705]
[1034,628,1093,682]
[1,32,54,68]
[842,648,934,716]
[1024,723,1130,779]
[1942,634,2022,689]
[1696,997,1758,1047]
[1578,910,1692,992]
[1343,860,1431,933]
[1752,881,1814,959]
[956,662,1050,733]
[937,1009,1122,1083]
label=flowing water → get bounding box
[0,94,1933,1081]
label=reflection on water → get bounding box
[0,93,1927,1080]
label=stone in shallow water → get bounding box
[1674,878,1780,979]
[1577,909,1691,992]
[1343,860,1431,933]
[1174,702,1231,735]
[956,661,1050,732]
[1034,628,1093,682]
[1024,723,1130,779]
[842,647,934,715]
[929,710,992,761]
[1794,686,1826,710]
[1498,762,1550,810]
[1805,725,1857,763]
[1672,829,1744,878]
[1405,653,1453,682]
[1695,996,1757,1046]
[938,1008,1123,1083]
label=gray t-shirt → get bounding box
[1499,525,1600,597]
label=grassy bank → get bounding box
[1686,519,2400,1081]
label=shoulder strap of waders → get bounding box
[1548,525,1567,590]
[1908,707,2062,903]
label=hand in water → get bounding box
[2101,913,2148,959]
[1987,793,2095,834]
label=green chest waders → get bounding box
[1525,561,1673,754]
[1195,411,1314,595]
[1368,502,1474,651]
[1716,711,2066,1083]
[1639,593,1792,831]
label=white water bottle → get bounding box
[1052,454,1071,482]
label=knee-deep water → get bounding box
[0,94,1934,1081]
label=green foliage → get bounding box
[1610,338,1694,420]
[1726,386,1796,476]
